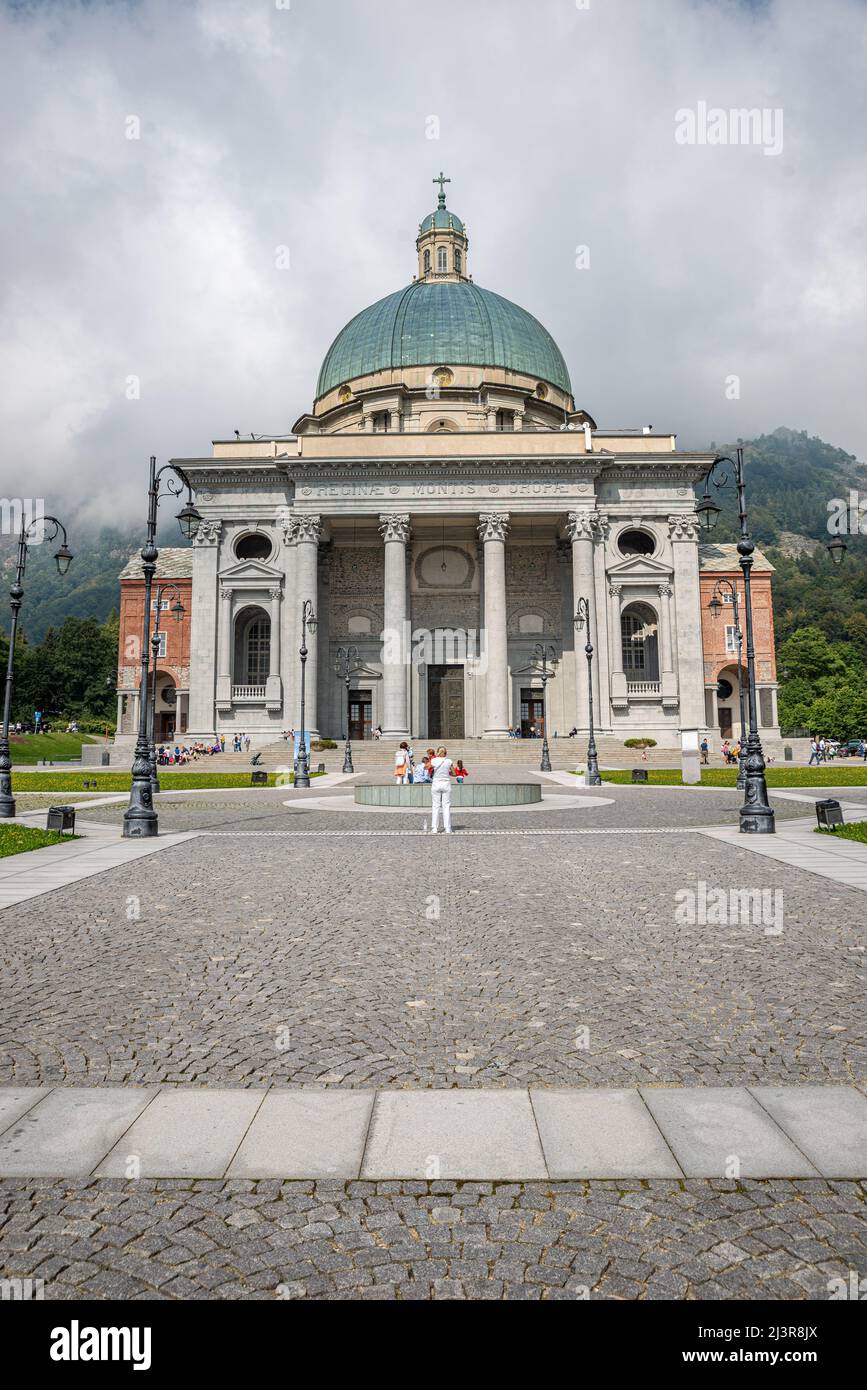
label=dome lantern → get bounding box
[416,171,469,282]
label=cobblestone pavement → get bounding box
[0,1177,863,1300]
[67,781,816,832]
[2,787,865,1303]
[0,825,863,1090]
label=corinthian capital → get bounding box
[668,513,699,542]
[379,513,411,544]
[291,515,322,544]
[193,519,222,547]
[564,509,599,542]
[477,511,510,543]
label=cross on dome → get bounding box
[433,171,451,208]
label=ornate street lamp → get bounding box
[0,514,74,818]
[696,447,774,833]
[826,534,847,566]
[148,583,186,794]
[574,597,601,785]
[708,580,747,791]
[532,642,558,773]
[334,644,359,774]
[295,599,317,788]
[123,456,200,838]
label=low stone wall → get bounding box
[354,783,542,807]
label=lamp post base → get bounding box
[0,743,16,818]
[123,742,159,837]
[739,740,775,834]
[342,742,354,774]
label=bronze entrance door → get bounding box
[520,689,545,739]
[348,689,372,741]
[427,665,465,739]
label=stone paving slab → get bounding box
[0,823,199,909]
[640,1086,820,1178]
[95,1088,264,1178]
[701,819,867,892]
[0,1087,50,1135]
[0,1085,862,1178]
[0,1087,158,1176]
[749,1085,867,1179]
[530,1087,683,1178]
[226,1090,374,1178]
[361,1090,548,1180]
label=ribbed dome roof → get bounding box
[316,280,572,399]
[419,207,466,235]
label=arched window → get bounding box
[423,248,430,274]
[621,603,659,681]
[245,617,270,683]
[437,246,448,273]
[233,607,271,686]
[454,248,462,274]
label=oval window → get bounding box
[617,529,655,558]
[234,532,272,562]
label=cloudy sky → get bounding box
[1,0,865,525]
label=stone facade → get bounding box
[116,187,779,750]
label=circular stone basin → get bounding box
[354,783,542,807]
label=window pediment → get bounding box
[218,558,283,586]
[606,553,673,582]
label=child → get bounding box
[454,760,468,782]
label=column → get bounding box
[566,510,600,732]
[658,582,678,705]
[478,512,510,738]
[186,519,221,738]
[293,515,321,737]
[379,513,411,739]
[278,512,296,726]
[217,589,233,685]
[609,582,627,707]
[668,514,706,730]
[116,691,124,733]
[266,585,282,709]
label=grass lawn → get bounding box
[10,731,99,763]
[816,820,867,844]
[0,824,79,857]
[592,767,867,787]
[8,770,321,792]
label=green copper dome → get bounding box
[316,280,572,399]
[419,207,466,235]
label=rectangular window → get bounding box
[724,625,738,654]
[155,632,167,658]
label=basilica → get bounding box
[116,178,780,750]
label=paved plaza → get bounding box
[0,774,864,1299]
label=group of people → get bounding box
[719,738,741,765]
[809,737,866,763]
[394,742,468,833]
[156,739,225,765]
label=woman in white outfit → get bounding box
[430,745,454,833]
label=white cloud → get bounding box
[0,0,865,526]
